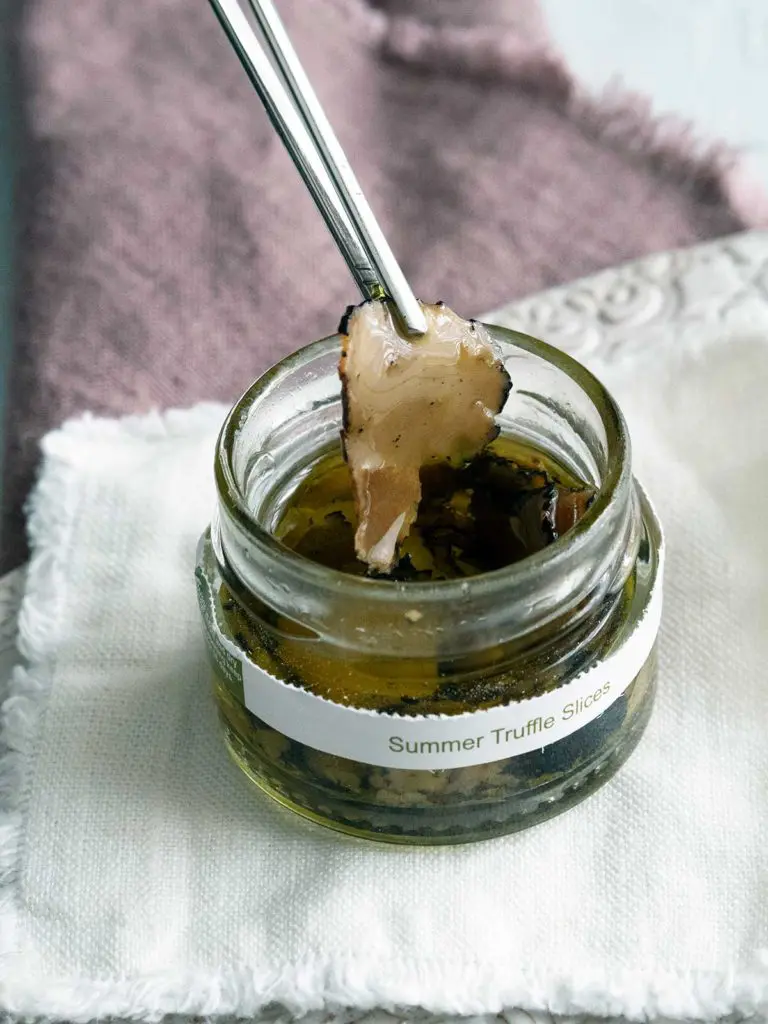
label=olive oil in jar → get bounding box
[201,436,656,842]
[197,329,663,843]
[217,437,609,716]
[274,437,595,582]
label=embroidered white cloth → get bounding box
[2,233,768,1023]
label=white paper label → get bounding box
[200,549,663,770]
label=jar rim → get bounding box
[215,326,630,607]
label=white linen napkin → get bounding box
[1,232,768,1023]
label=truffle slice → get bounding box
[339,299,511,572]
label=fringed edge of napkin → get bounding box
[4,954,768,1022]
[0,405,229,1020]
[1,405,768,1022]
[0,417,75,975]
[335,0,768,230]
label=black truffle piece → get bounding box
[509,695,628,778]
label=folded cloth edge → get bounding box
[2,349,768,1020]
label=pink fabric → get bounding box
[3,0,764,569]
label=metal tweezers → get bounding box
[208,0,428,335]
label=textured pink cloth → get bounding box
[3,0,764,569]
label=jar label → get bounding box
[197,547,664,770]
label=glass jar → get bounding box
[195,325,663,845]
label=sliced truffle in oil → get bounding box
[339,299,511,572]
